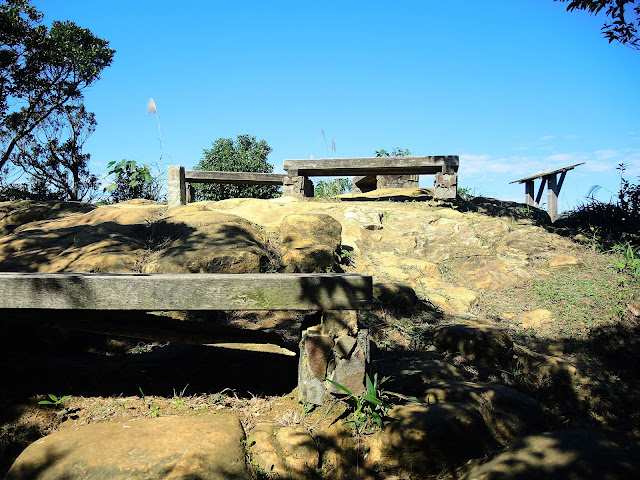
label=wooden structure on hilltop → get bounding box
[510,163,584,222]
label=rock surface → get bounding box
[367,403,492,475]
[5,414,248,480]
[462,430,640,480]
[422,380,544,444]
[433,323,514,366]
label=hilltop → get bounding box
[1,190,639,479]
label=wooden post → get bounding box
[525,180,535,206]
[167,166,186,208]
[547,174,559,223]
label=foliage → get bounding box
[0,0,115,174]
[554,0,640,49]
[611,242,640,279]
[38,393,71,406]
[458,186,481,201]
[314,177,353,198]
[374,148,411,157]
[562,164,640,250]
[193,135,279,201]
[104,159,158,203]
[11,103,98,201]
[325,373,391,434]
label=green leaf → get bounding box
[371,411,383,428]
[325,377,355,398]
[361,393,383,406]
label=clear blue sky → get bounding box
[37,0,639,212]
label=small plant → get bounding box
[325,373,391,434]
[104,159,159,203]
[611,242,640,279]
[335,246,353,265]
[38,394,71,406]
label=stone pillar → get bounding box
[167,166,186,208]
[298,310,369,405]
[283,175,314,198]
[434,172,457,200]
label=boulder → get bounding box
[144,210,270,273]
[5,414,248,480]
[0,202,162,272]
[279,213,342,251]
[422,380,544,444]
[462,430,640,480]
[433,323,514,366]
[278,213,342,273]
[366,403,492,475]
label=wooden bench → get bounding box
[167,166,285,208]
[282,155,459,199]
[0,272,373,404]
[509,162,584,223]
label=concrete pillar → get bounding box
[282,175,314,198]
[167,166,186,208]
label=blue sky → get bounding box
[36,0,639,212]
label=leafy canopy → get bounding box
[13,103,98,201]
[105,159,158,203]
[0,0,115,173]
[193,134,279,201]
[554,0,640,49]
[375,148,411,157]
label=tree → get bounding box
[193,135,279,201]
[554,0,640,49]
[104,159,159,203]
[13,103,98,201]
[375,148,411,157]
[0,0,115,173]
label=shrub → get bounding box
[193,135,279,201]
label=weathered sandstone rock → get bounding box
[462,430,639,480]
[422,380,544,444]
[6,414,247,480]
[367,403,492,475]
[433,323,514,366]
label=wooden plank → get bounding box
[509,162,585,184]
[0,273,372,311]
[185,171,285,186]
[283,156,459,176]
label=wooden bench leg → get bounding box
[298,310,369,405]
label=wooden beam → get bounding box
[0,273,373,311]
[184,171,285,186]
[535,177,547,206]
[283,156,459,177]
[509,162,585,184]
